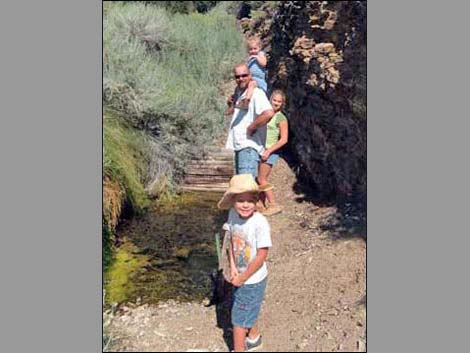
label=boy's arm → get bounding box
[231,248,269,287]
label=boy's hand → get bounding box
[230,267,239,282]
[231,274,245,287]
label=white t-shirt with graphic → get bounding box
[222,208,272,285]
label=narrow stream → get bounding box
[104,192,226,306]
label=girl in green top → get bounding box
[258,90,289,216]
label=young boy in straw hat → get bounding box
[218,174,272,352]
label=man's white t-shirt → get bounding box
[222,208,272,285]
[225,87,273,154]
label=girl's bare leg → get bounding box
[258,162,275,206]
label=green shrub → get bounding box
[104,2,245,181]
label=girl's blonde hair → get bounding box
[247,36,261,48]
[270,89,286,104]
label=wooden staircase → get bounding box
[181,147,234,192]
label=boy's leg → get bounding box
[233,326,247,352]
[247,321,260,340]
[245,80,257,100]
[237,80,257,109]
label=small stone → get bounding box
[296,342,308,349]
[201,298,210,306]
[153,330,166,337]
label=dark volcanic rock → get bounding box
[244,1,367,200]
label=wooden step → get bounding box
[188,159,233,166]
[182,147,234,192]
[185,166,233,174]
[185,176,232,182]
[180,184,228,192]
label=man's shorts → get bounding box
[235,147,260,179]
[231,277,267,328]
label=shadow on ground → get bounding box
[205,270,234,351]
[281,148,367,242]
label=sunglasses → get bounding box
[234,73,249,79]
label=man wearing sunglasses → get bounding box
[225,63,275,180]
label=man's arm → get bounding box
[231,248,269,287]
[247,109,274,136]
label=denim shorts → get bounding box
[235,147,260,179]
[265,153,279,166]
[231,277,267,328]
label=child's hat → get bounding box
[217,174,272,210]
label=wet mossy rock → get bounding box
[174,247,191,260]
[243,1,367,199]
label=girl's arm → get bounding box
[256,52,267,67]
[231,248,269,287]
[262,119,289,160]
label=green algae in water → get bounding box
[105,192,226,305]
[104,242,149,305]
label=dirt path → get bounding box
[105,158,366,352]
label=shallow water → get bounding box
[104,192,226,306]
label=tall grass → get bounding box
[103,115,150,213]
[104,1,244,168]
[103,114,152,272]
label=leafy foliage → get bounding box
[104,2,244,176]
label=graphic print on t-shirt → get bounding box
[232,225,252,273]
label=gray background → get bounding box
[368,0,470,352]
[0,1,102,352]
[0,1,469,352]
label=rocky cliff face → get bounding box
[242,1,366,201]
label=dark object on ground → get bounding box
[206,269,227,307]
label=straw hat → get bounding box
[217,174,272,210]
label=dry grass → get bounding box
[103,176,125,231]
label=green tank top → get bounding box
[266,111,287,149]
